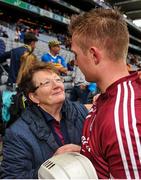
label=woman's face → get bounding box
[29,70,65,106]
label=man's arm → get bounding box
[0,51,11,63]
[41,54,50,63]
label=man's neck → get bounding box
[98,63,129,93]
[50,51,57,57]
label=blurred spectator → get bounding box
[65,36,71,50]
[42,40,67,74]
[0,39,6,56]
[2,31,8,38]
[70,63,90,104]
[67,59,75,71]
[128,53,141,70]
[0,32,38,86]
[34,28,39,36]
[0,27,8,38]
[0,38,9,76]
[87,83,100,103]
[0,26,3,36]
[0,38,7,82]
[14,27,21,42]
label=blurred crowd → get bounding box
[23,0,71,19]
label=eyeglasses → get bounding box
[33,77,64,91]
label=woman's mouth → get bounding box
[52,91,64,96]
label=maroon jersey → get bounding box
[81,72,141,179]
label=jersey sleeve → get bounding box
[41,54,50,62]
[60,56,67,68]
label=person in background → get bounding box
[1,59,88,179]
[0,39,9,80]
[67,59,75,71]
[70,61,90,104]
[0,38,6,56]
[0,32,38,86]
[87,82,99,103]
[69,8,141,178]
[42,40,67,74]
[19,28,25,43]
[16,52,39,85]
[14,27,21,42]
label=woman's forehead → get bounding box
[33,70,59,82]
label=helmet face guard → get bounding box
[38,152,98,179]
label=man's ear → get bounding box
[89,47,101,65]
[28,92,39,104]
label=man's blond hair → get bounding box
[69,8,129,60]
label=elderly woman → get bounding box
[1,61,88,179]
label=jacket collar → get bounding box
[21,105,59,151]
[21,99,78,148]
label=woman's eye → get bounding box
[45,81,50,85]
[56,79,61,82]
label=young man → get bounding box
[69,8,141,178]
[42,40,67,74]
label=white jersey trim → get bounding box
[123,81,139,179]
[129,81,141,164]
[114,84,131,178]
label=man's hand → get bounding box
[54,144,81,155]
